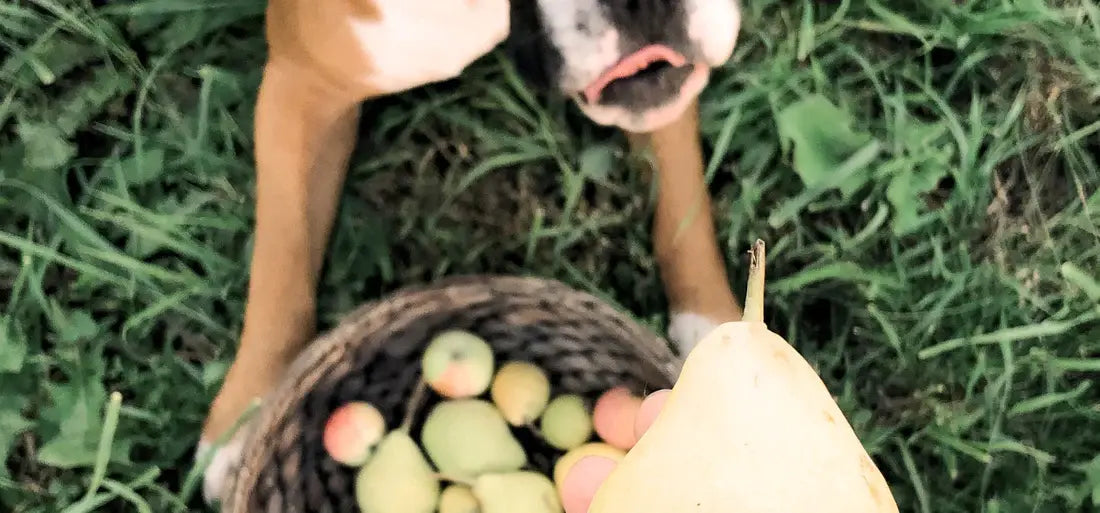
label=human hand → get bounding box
[557,389,672,513]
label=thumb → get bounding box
[559,389,671,513]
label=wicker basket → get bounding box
[223,275,682,513]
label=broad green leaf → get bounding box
[36,427,132,470]
[0,319,27,373]
[884,119,952,236]
[36,375,131,469]
[0,407,33,479]
[119,148,166,186]
[775,94,875,199]
[1082,455,1100,506]
[577,143,615,182]
[17,121,76,171]
[58,310,100,345]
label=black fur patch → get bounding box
[503,1,564,93]
[595,0,691,54]
[504,0,696,111]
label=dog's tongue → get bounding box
[583,45,687,104]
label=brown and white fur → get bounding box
[198,0,743,503]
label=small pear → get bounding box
[552,442,625,493]
[323,401,386,466]
[439,484,481,513]
[540,394,592,450]
[422,330,495,398]
[490,361,551,426]
[586,241,898,513]
[473,471,562,513]
[421,399,527,478]
[355,431,440,513]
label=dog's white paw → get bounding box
[197,435,246,507]
[667,311,721,356]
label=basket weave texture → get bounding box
[223,275,681,513]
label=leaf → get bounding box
[884,119,952,236]
[1081,455,1100,506]
[775,94,875,199]
[39,375,106,441]
[17,121,77,171]
[56,67,132,137]
[58,309,100,345]
[36,376,132,469]
[118,148,166,186]
[36,427,132,470]
[0,403,33,479]
[885,160,947,236]
[577,143,615,182]
[0,318,27,373]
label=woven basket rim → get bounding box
[223,273,678,510]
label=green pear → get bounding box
[355,431,440,513]
[472,471,562,513]
[421,399,526,478]
[586,241,898,513]
[539,394,592,450]
[439,484,481,513]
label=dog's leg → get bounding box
[198,59,361,503]
[629,100,742,354]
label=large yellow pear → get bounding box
[587,240,899,513]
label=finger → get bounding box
[633,389,670,440]
[560,455,617,513]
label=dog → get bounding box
[199,0,743,503]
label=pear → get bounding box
[552,442,625,493]
[473,471,562,513]
[586,240,899,513]
[422,330,495,398]
[540,394,592,450]
[421,399,527,478]
[323,401,386,466]
[490,361,551,426]
[355,431,440,513]
[439,484,481,513]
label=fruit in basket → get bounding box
[591,387,643,450]
[439,484,481,513]
[584,241,899,513]
[355,431,440,513]
[421,399,526,478]
[323,401,386,466]
[540,394,592,450]
[552,442,625,493]
[473,471,562,513]
[490,361,551,426]
[422,330,495,399]
[631,389,669,439]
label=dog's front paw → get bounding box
[667,311,721,357]
[197,434,247,507]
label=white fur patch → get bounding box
[198,436,245,506]
[687,0,742,66]
[535,0,623,93]
[668,311,721,356]
[352,0,510,94]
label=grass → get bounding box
[1,0,1099,511]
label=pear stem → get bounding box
[743,239,766,324]
[400,380,428,433]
